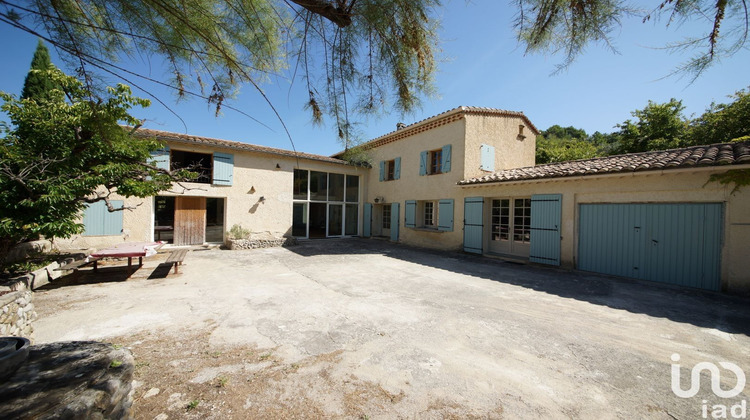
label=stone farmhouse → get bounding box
[56,106,750,295]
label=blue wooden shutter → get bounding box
[394,157,401,180]
[82,200,124,236]
[438,199,454,231]
[463,197,483,253]
[405,200,416,228]
[441,145,452,173]
[363,203,372,237]
[480,144,495,172]
[390,202,399,241]
[530,194,562,265]
[419,151,428,176]
[213,152,234,185]
[379,161,385,181]
[151,147,170,171]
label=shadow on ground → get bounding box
[289,238,750,336]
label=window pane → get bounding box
[293,169,308,200]
[345,204,358,235]
[293,203,308,237]
[346,175,359,202]
[310,171,327,201]
[383,205,391,229]
[329,173,345,201]
[328,204,343,236]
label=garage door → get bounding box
[578,203,723,291]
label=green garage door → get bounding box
[578,203,723,291]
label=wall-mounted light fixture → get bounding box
[248,186,256,194]
[275,163,281,169]
[259,196,266,202]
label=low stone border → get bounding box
[0,287,35,340]
[227,237,298,250]
[1,253,86,291]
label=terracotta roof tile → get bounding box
[333,106,539,157]
[134,128,349,165]
[459,141,750,185]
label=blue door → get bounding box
[529,194,562,265]
[579,203,723,291]
[363,203,372,237]
[390,202,399,242]
[463,197,484,254]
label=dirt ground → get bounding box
[33,239,750,419]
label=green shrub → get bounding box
[227,224,251,240]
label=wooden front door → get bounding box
[174,197,206,245]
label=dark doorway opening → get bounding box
[309,203,327,239]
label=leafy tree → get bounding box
[0,0,439,147]
[687,87,750,145]
[540,125,588,141]
[536,125,601,164]
[536,136,601,164]
[610,99,688,154]
[0,68,190,257]
[516,0,749,77]
[20,39,57,101]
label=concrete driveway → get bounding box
[34,239,750,419]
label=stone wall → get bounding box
[228,237,298,250]
[0,282,36,340]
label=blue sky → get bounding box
[0,1,748,156]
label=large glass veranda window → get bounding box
[292,169,359,238]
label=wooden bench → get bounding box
[165,249,188,274]
[54,257,101,272]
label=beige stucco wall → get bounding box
[55,141,364,250]
[463,114,537,178]
[364,117,467,250]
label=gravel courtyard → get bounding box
[34,239,750,419]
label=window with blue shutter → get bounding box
[82,200,124,236]
[480,144,495,172]
[419,151,428,176]
[390,202,399,241]
[379,161,386,182]
[441,144,452,173]
[394,157,401,180]
[438,199,454,231]
[212,152,234,185]
[151,147,170,171]
[405,200,416,227]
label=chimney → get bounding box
[396,122,406,130]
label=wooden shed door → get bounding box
[174,197,206,245]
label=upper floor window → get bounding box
[379,158,401,181]
[171,150,212,184]
[419,145,451,176]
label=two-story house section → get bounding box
[350,106,539,253]
[56,129,366,249]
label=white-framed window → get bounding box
[423,201,436,227]
[292,169,359,238]
[383,205,391,229]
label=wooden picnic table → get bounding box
[89,241,165,274]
